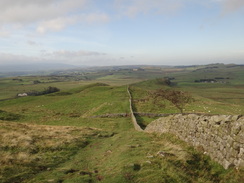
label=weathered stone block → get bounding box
[231,115,240,121]
[220,144,224,151]
[223,159,231,169]
[231,125,241,135]
[230,148,239,158]
[236,159,244,167]
[238,148,244,159]
[227,136,234,146]
[211,115,226,124]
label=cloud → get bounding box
[0,30,10,38]
[113,0,244,17]
[114,0,183,17]
[0,52,41,64]
[211,0,244,14]
[27,40,39,46]
[36,13,110,34]
[0,49,107,65]
[0,0,110,34]
[83,13,110,24]
[44,50,106,58]
[36,17,76,34]
[0,0,87,24]
[221,0,244,14]
[41,50,108,65]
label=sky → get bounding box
[0,0,244,66]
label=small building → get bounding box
[17,93,28,97]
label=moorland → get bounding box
[0,63,243,182]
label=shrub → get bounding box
[150,89,194,113]
[27,86,60,96]
[33,80,41,84]
[0,110,22,121]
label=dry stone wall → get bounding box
[145,114,244,169]
[127,87,143,131]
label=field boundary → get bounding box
[127,86,143,131]
[90,113,130,118]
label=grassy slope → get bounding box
[26,130,244,183]
[1,119,242,183]
[126,65,244,127]
[0,85,130,129]
[0,74,140,100]
[129,66,244,115]
[172,65,244,115]
[0,122,100,183]
[0,65,244,182]
[0,77,94,100]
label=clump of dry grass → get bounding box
[0,121,99,182]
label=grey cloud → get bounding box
[0,52,42,65]
[113,0,244,17]
[0,50,108,65]
[211,0,244,14]
[36,17,76,34]
[36,13,109,34]
[0,0,110,34]
[27,40,38,46]
[221,0,244,14]
[0,30,10,37]
[83,13,110,24]
[114,0,183,17]
[0,0,87,24]
[45,50,106,58]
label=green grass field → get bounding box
[0,64,243,182]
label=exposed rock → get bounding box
[145,160,152,164]
[156,151,175,157]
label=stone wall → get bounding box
[127,87,143,131]
[90,113,129,118]
[145,114,244,169]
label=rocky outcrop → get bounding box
[145,114,244,169]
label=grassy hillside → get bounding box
[0,64,243,182]
[96,64,244,117]
[128,64,244,116]
[22,130,244,183]
[0,122,100,183]
[0,84,130,130]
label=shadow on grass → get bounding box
[134,114,147,130]
[0,110,22,121]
